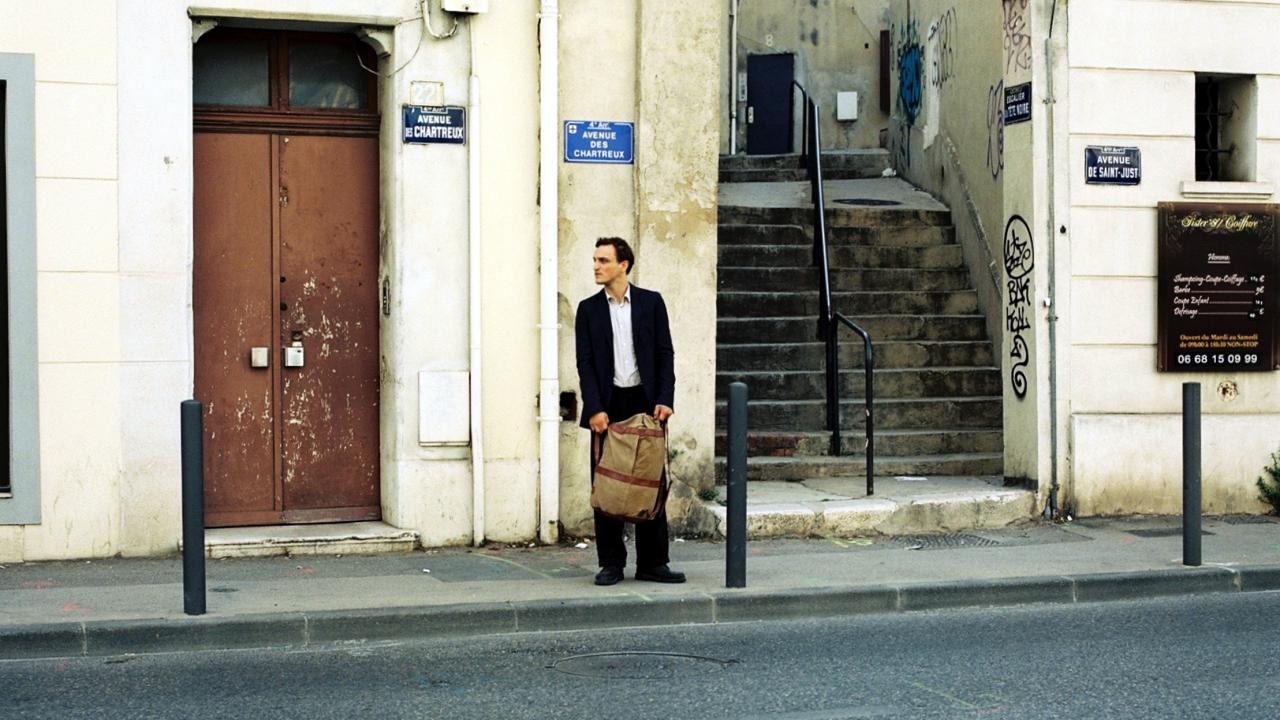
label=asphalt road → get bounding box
[4,592,1279,719]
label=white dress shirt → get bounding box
[607,287,641,388]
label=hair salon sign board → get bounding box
[1157,203,1280,372]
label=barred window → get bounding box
[1195,74,1256,183]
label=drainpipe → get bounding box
[537,0,561,545]
[729,0,739,155]
[469,22,486,546]
[1043,2,1062,519]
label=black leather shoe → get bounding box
[594,566,624,586]
[635,565,686,583]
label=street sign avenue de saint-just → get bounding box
[564,120,634,164]
[1086,146,1142,185]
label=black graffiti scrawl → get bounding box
[1004,215,1034,399]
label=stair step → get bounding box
[713,429,1005,457]
[717,340,995,371]
[715,367,1001,401]
[717,315,988,343]
[719,205,951,228]
[719,150,890,172]
[712,453,1005,481]
[718,290,979,316]
[719,168,885,183]
[717,224,955,247]
[718,244,964,269]
[715,396,1002,431]
[718,267,974,293]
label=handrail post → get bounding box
[834,315,876,496]
[828,327,840,456]
[863,333,874,496]
[808,101,838,455]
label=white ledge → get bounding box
[1180,180,1274,201]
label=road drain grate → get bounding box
[895,534,1001,550]
[1215,515,1279,525]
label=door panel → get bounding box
[193,132,278,518]
[194,132,380,527]
[278,135,380,515]
[747,53,795,155]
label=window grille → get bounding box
[1195,77,1232,182]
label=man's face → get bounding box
[593,245,628,286]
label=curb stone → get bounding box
[3,565,1279,660]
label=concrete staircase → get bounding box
[709,153,1025,538]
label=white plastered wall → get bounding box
[3,0,718,561]
[109,0,541,554]
[0,0,123,562]
[1064,0,1279,515]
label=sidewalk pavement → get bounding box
[2,516,1279,659]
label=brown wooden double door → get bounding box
[194,132,380,527]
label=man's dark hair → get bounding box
[596,237,635,274]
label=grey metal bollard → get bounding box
[1182,383,1201,567]
[726,382,748,588]
[181,400,207,615]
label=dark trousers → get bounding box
[591,384,670,570]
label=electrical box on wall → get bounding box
[441,0,488,12]
[418,371,471,446]
[836,92,859,121]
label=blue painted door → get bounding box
[747,53,794,155]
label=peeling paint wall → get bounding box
[1064,0,1280,515]
[726,0,891,153]
[558,0,720,537]
[635,0,720,532]
[556,0,640,537]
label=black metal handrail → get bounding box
[835,312,874,495]
[792,83,875,495]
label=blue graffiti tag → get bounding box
[897,26,924,126]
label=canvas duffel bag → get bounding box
[590,413,669,523]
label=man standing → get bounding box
[575,237,685,586]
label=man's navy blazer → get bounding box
[574,285,676,429]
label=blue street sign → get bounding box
[403,105,466,145]
[1004,82,1032,125]
[564,120,634,164]
[1086,146,1142,185]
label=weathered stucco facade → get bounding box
[721,0,891,155]
[0,0,719,562]
[880,0,1279,516]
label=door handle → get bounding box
[250,347,270,368]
